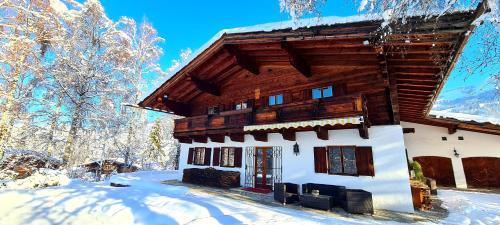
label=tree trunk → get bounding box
[63,100,83,164]
[47,95,63,157]
[0,60,23,160]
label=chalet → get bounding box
[139,4,499,213]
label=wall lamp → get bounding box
[453,148,460,158]
[293,142,300,156]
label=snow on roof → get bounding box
[430,110,500,125]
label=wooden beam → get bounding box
[280,128,296,141]
[358,123,369,139]
[314,126,329,140]
[448,125,458,134]
[225,45,259,75]
[208,134,225,143]
[192,135,208,143]
[160,96,190,116]
[378,45,400,125]
[281,42,311,77]
[186,74,220,96]
[176,136,192,144]
[251,131,268,142]
[229,133,245,142]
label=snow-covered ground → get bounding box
[0,171,499,225]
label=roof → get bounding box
[140,3,498,135]
[139,8,474,104]
[430,110,500,125]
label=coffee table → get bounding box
[300,194,334,211]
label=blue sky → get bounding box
[100,0,497,120]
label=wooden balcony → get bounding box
[174,94,368,143]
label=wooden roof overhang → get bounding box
[140,5,495,135]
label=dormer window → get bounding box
[312,86,333,99]
[269,94,283,106]
[235,101,247,110]
[208,106,219,115]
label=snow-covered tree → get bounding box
[0,0,63,160]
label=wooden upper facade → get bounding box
[140,6,499,142]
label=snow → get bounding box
[430,110,500,125]
[1,169,70,190]
[438,190,500,225]
[1,170,499,225]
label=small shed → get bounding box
[82,160,138,175]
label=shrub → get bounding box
[411,161,425,182]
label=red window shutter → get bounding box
[187,148,194,164]
[203,148,212,166]
[213,147,220,166]
[355,146,375,176]
[313,147,328,173]
[234,147,243,167]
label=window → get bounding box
[458,136,464,140]
[328,146,357,175]
[192,147,208,165]
[220,147,236,167]
[208,106,219,115]
[269,94,283,106]
[235,101,247,110]
[314,146,374,176]
[213,147,243,167]
[442,137,447,141]
[312,86,333,99]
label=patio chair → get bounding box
[274,183,299,205]
[340,189,373,214]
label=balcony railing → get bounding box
[174,94,366,134]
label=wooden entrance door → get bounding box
[255,147,273,189]
[413,156,456,187]
[462,157,500,189]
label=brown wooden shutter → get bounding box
[187,148,194,164]
[246,99,254,108]
[204,148,212,166]
[213,147,220,166]
[313,147,328,173]
[305,89,312,99]
[260,97,268,108]
[234,147,243,167]
[355,146,375,176]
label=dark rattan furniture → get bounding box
[300,194,334,211]
[340,189,374,214]
[274,183,299,205]
[302,183,346,207]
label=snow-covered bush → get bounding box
[1,169,70,189]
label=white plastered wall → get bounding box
[178,125,414,213]
[402,121,500,189]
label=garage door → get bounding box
[413,156,456,187]
[462,157,500,189]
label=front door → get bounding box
[255,147,273,189]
